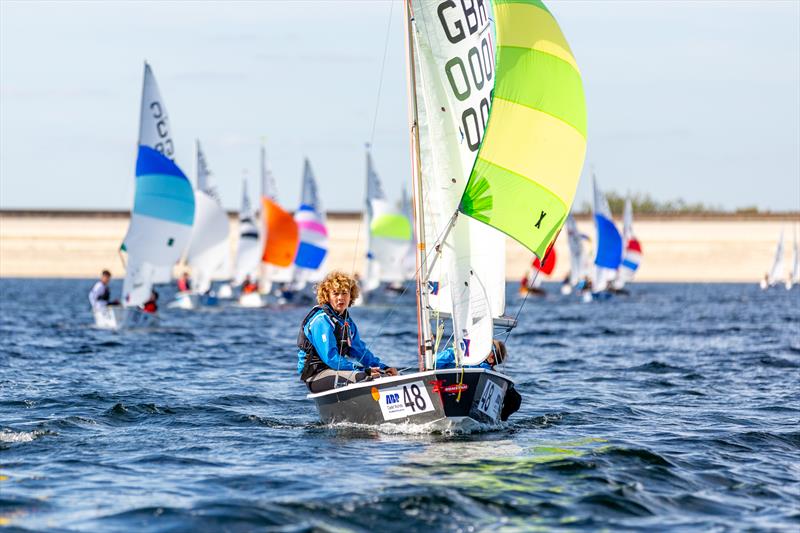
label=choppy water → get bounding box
[1,279,798,531]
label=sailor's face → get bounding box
[329,289,350,314]
[101,274,111,284]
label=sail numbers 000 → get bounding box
[436,0,494,152]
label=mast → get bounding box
[403,0,433,371]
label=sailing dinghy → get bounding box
[761,229,785,290]
[260,144,299,302]
[282,159,329,304]
[233,179,265,307]
[309,0,586,430]
[561,214,591,295]
[612,196,642,291]
[105,62,195,329]
[171,141,231,309]
[590,175,622,299]
[788,226,799,290]
[361,146,414,303]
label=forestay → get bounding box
[122,63,195,307]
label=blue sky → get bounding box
[1,0,798,212]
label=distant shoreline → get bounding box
[1,211,798,281]
[2,209,799,222]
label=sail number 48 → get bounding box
[402,384,427,412]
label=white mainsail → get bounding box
[234,179,262,285]
[122,62,195,307]
[184,141,231,294]
[592,175,623,292]
[363,148,413,291]
[791,225,799,287]
[766,229,785,287]
[565,214,586,287]
[410,1,505,366]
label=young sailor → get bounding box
[88,270,117,310]
[297,271,398,393]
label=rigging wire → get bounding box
[350,0,395,277]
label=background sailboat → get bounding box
[234,179,265,307]
[613,196,643,290]
[362,147,413,299]
[592,175,623,295]
[259,144,298,297]
[520,247,557,296]
[562,214,590,295]
[111,62,195,328]
[289,158,328,298]
[761,229,785,289]
[174,140,231,309]
[789,226,799,290]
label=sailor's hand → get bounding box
[384,367,399,376]
[369,367,382,378]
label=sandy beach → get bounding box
[0,211,798,282]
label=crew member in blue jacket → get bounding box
[435,339,508,370]
[297,271,398,393]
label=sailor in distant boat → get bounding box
[297,271,398,393]
[435,339,508,371]
[88,270,118,310]
[142,290,158,313]
[177,272,192,292]
[241,275,258,294]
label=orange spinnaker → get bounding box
[262,198,299,267]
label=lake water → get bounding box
[1,279,798,531]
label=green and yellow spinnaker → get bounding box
[459,0,587,259]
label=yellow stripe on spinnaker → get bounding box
[496,2,580,74]
[476,97,587,205]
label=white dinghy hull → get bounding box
[93,307,157,330]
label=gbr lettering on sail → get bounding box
[436,0,494,152]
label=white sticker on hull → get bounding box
[477,380,503,421]
[377,381,435,421]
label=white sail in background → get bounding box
[791,225,799,288]
[400,185,417,280]
[122,62,195,307]
[363,148,412,291]
[185,141,230,294]
[411,1,504,365]
[234,179,262,285]
[565,214,586,287]
[766,229,785,287]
